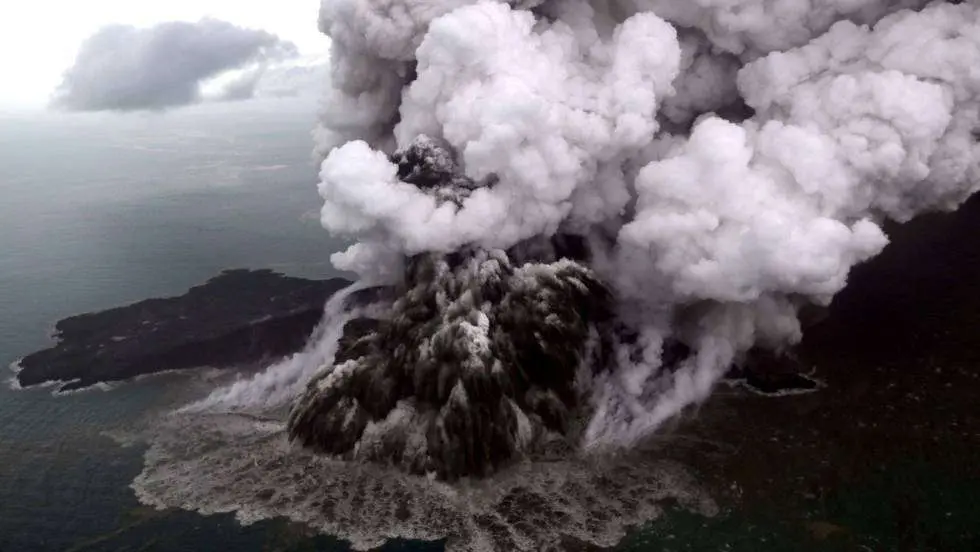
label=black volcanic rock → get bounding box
[16,269,351,392]
[287,247,614,480]
[391,135,485,206]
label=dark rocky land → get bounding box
[15,269,351,392]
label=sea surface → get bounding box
[0,103,373,551]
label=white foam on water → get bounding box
[52,380,119,396]
[180,283,363,414]
[724,373,827,397]
[132,410,716,551]
[5,360,24,390]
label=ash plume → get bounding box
[289,0,980,476]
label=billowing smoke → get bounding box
[281,0,980,479]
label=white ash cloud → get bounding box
[307,0,980,450]
[320,1,682,260]
[52,19,298,111]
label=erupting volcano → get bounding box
[135,1,980,549]
[288,140,618,477]
[284,0,980,477]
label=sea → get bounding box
[0,101,378,551]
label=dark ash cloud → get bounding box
[52,19,298,111]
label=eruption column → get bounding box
[296,0,980,472]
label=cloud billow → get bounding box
[53,18,297,111]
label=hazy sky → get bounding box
[0,1,327,110]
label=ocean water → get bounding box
[0,103,370,551]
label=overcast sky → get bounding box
[0,0,327,110]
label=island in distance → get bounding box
[14,269,351,392]
[13,265,816,399]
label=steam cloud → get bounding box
[284,0,980,474]
[53,19,298,111]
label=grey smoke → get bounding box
[52,19,298,111]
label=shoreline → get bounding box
[11,269,351,393]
